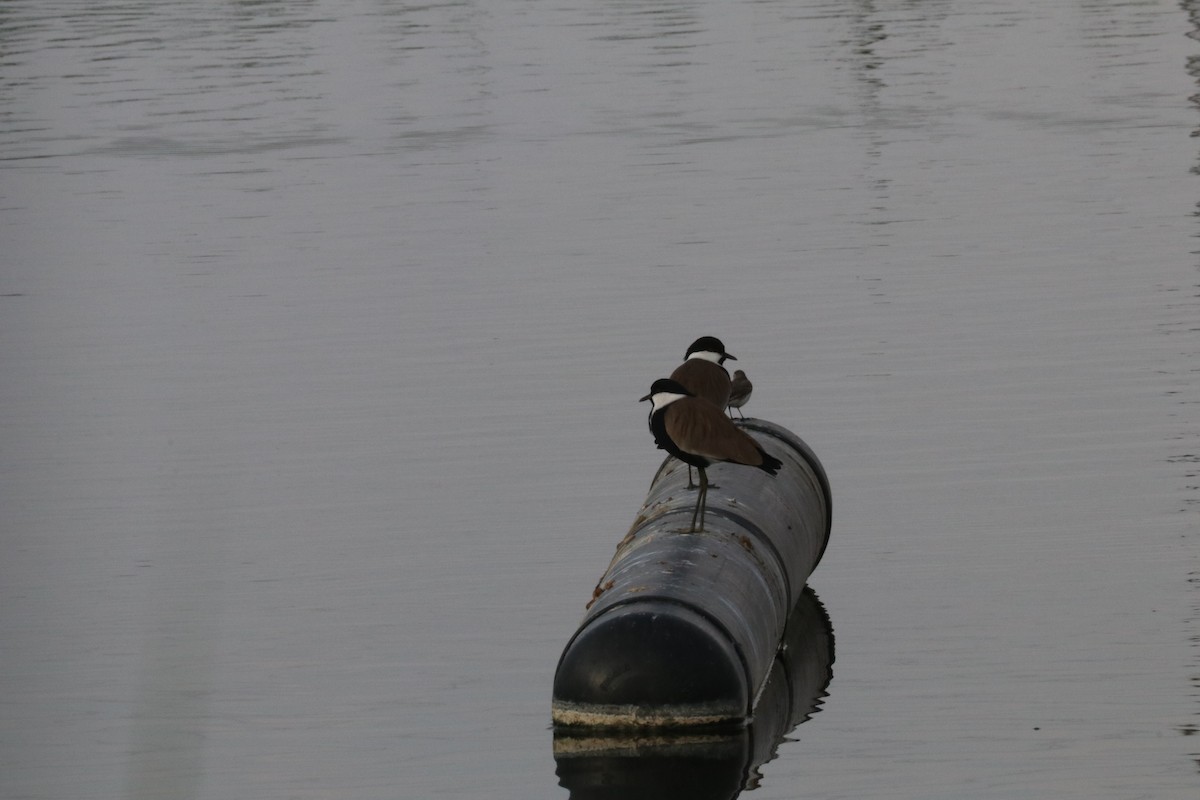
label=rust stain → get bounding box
[585,579,615,610]
[738,535,754,552]
[617,530,636,549]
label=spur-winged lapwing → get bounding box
[670,336,737,488]
[669,336,736,408]
[640,378,782,532]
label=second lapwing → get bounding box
[640,378,783,532]
[669,336,736,408]
[670,336,737,488]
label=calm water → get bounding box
[2,1,1198,797]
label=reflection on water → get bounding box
[554,587,834,799]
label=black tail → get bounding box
[757,448,783,476]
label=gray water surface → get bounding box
[1,1,1198,798]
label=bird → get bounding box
[669,336,736,408]
[669,336,737,488]
[640,378,783,532]
[726,369,752,418]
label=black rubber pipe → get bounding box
[552,419,831,729]
[553,586,835,799]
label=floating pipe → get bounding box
[552,419,831,729]
[553,586,835,799]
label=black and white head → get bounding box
[684,336,736,365]
[639,378,693,412]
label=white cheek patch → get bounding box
[651,391,687,411]
[687,350,722,364]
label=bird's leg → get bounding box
[690,467,708,532]
[686,461,717,491]
[736,407,745,419]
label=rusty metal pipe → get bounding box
[552,419,831,729]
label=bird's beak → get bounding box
[724,353,738,362]
[639,393,652,402]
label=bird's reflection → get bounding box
[553,586,834,799]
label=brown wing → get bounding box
[664,397,766,466]
[669,360,731,407]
